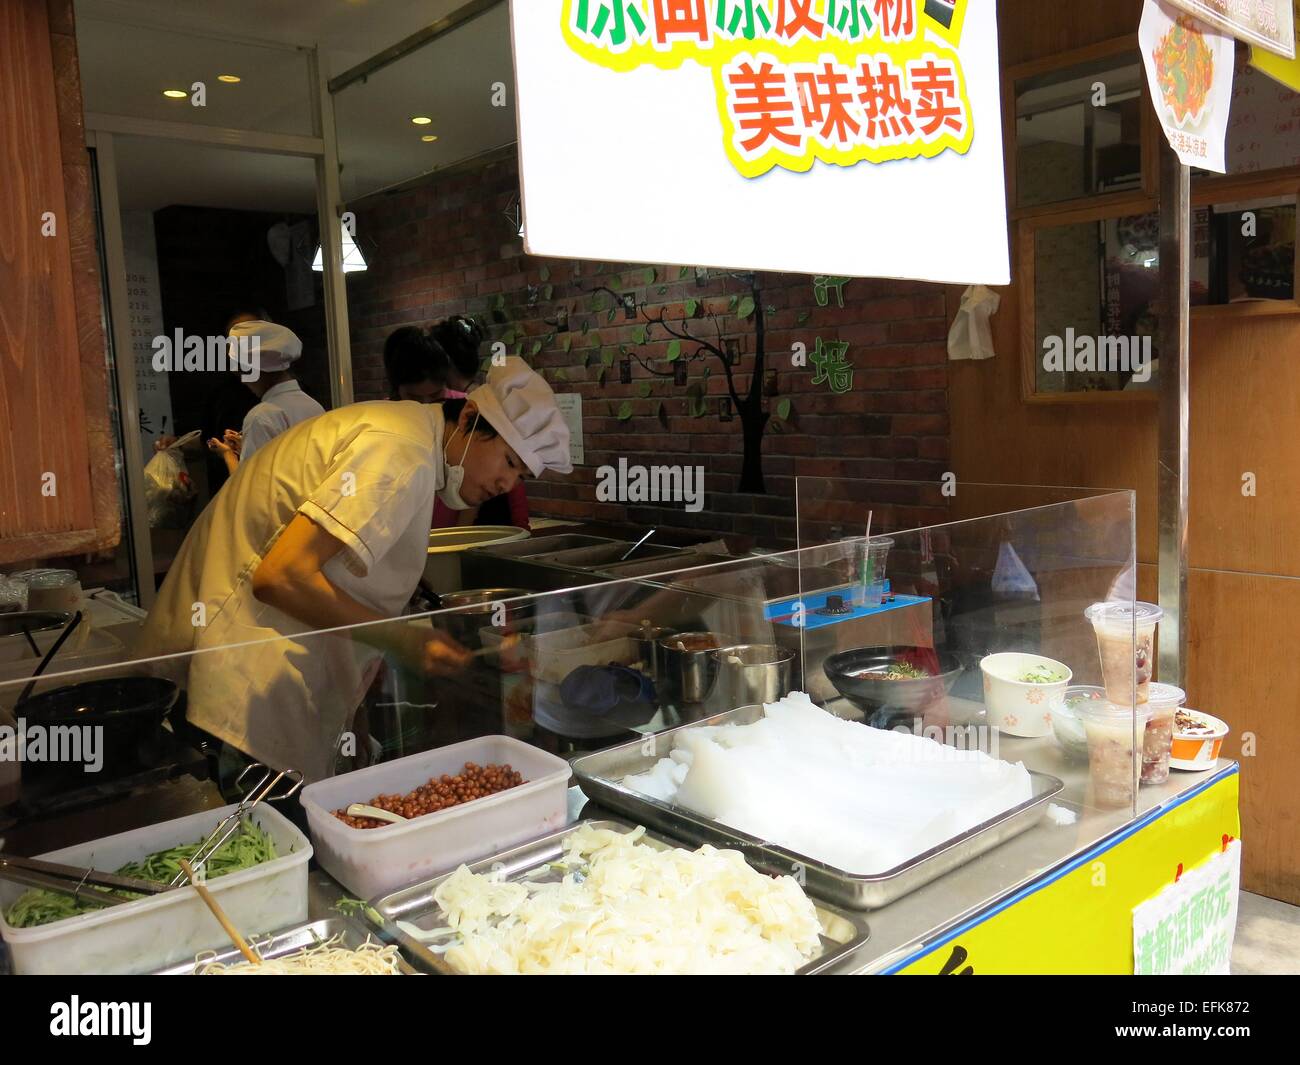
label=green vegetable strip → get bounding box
[4,818,277,930]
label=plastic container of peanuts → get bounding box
[300,735,571,898]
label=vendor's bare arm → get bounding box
[251,513,470,675]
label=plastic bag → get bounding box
[947,284,1001,361]
[992,542,1040,601]
[143,430,201,528]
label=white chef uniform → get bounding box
[139,401,446,781]
[138,357,572,782]
[240,380,325,459]
[228,320,325,458]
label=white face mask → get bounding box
[437,414,479,510]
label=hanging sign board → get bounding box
[1166,0,1295,58]
[1141,0,1236,172]
[1250,0,1300,89]
[510,0,1010,284]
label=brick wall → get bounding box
[347,154,952,547]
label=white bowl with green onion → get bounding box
[980,652,1074,738]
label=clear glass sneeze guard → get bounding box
[0,482,1149,935]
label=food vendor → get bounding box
[137,356,572,782]
[383,325,452,403]
[430,314,484,393]
[208,317,326,474]
[380,319,532,530]
[428,316,532,530]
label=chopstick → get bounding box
[19,625,40,658]
[620,530,655,561]
[178,858,261,966]
[345,803,407,824]
[15,611,84,709]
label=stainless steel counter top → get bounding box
[306,709,1233,975]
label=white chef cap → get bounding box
[229,320,303,373]
[467,357,572,476]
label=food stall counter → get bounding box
[297,712,1237,976]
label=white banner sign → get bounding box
[510,0,1009,284]
[1141,0,1236,172]
[1133,839,1241,975]
[1168,0,1295,59]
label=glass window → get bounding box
[1028,198,1296,396]
[1207,196,1296,303]
[76,18,315,136]
[1015,54,1145,208]
[333,2,516,203]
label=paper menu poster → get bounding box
[1142,0,1237,172]
[555,392,584,466]
[1228,46,1300,171]
[1132,839,1241,975]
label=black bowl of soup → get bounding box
[823,646,965,721]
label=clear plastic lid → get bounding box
[1084,600,1164,627]
[1072,697,1152,725]
[1050,684,1109,721]
[9,568,78,588]
[1146,683,1187,710]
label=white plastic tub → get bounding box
[0,803,311,975]
[300,735,571,899]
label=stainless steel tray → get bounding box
[570,707,1064,910]
[467,533,617,559]
[529,542,685,569]
[368,818,869,975]
[153,916,419,975]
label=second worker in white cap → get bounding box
[137,355,573,782]
[209,314,326,474]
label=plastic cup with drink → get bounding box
[1141,682,1186,786]
[1075,697,1152,809]
[1084,601,1162,705]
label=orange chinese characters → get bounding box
[910,57,965,139]
[856,57,915,142]
[727,61,801,153]
[795,61,861,144]
[652,0,710,44]
[774,0,826,39]
[871,0,915,41]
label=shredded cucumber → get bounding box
[4,817,277,929]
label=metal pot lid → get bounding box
[438,588,532,611]
[427,526,530,553]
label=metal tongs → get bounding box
[167,762,303,887]
[0,854,167,909]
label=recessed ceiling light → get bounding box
[421,134,438,142]
[162,89,188,99]
[217,74,241,84]
[410,115,433,125]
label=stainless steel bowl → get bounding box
[630,623,677,680]
[657,631,730,704]
[705,644,795,712]
[434,588,534,649]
